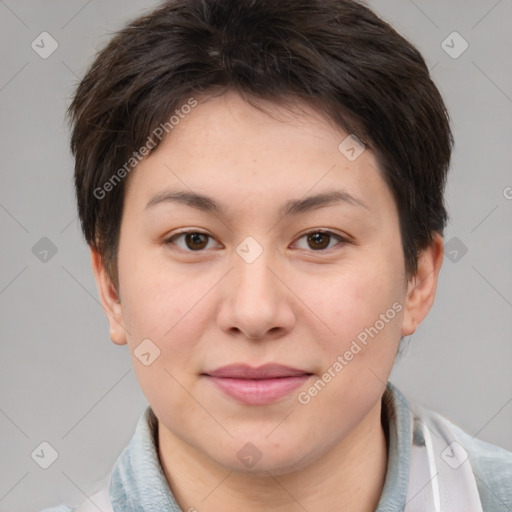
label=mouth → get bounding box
[202,363,313,405]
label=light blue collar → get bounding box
[109,406,182,511]
[376,381,413,511]
[109,382,411,511]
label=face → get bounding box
[92,90,442,475]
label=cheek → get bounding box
[116,240,202,360]
[118,232,187,323]
[307,271,404,407]
[296,267,404,425]
[118,257,207,411]
[302,261,403,350]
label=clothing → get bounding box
[41,382,512,512]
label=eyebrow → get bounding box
[145,188,370,217]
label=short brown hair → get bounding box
[68,0,453,292]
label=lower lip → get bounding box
[206,375,311,405]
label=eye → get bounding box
[293,230,348,252]
[164,229,348,253]
[164,230,220,252]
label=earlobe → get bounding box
[89,247,128,346]
[401,234,444,337]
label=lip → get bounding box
[203,364,313,405]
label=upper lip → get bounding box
[204,363,312,379]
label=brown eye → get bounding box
[294,230,347,252]
[165,229,347,254]
[184,232,209,250]
[307,232,331,250]
[166,231,216,251]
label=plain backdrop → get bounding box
[0,0,511,510]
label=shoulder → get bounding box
[386,383,512,510]
[449,419,512,509]
[418,404,512,509]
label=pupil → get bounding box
[187,233,207,250]
[309,232,329,250]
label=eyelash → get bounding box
[163,229,349,254]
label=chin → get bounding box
[206,436,316,476]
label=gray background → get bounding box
[0,0,511,510]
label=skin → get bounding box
[91,90,443,511]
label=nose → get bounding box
[216,246,296,341]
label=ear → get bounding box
[89,246,127,345]
[401,233,444,337]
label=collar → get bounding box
[376,381,413,510]
[109,382,412,511]
[109,406,182,511]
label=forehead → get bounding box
[162,90,349,158]
[123,91,397,222]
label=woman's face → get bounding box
[95,90,435,475]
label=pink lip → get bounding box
[203,364,312,405]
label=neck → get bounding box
[158,401,388,512]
